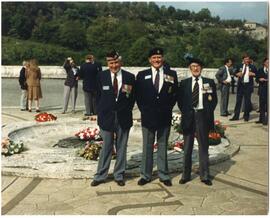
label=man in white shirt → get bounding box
[215,58,233,116]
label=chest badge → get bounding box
[208,94,212,101]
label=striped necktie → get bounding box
[192,77,199,108]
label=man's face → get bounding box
[264,59,269,68]
[190,63,202,77]
[107,59,121,74]
[149,55,164,69]
[227,60,233,67]
[243,57,250,65]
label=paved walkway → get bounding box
[1,80,269,215]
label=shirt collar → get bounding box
[192,75,202,81]
[151,66,163,73]
[111,69,122,77]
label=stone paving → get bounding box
[1,79,269,215]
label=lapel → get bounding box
[145,69,156,92]
[186,77,192,103]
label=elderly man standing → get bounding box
[91,50,135,187]
[177,58,217,186]
[215,58,233,116]
[136,48,178,186]
[79,54,102,117]
[18,60,29,111]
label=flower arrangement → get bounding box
[75,127,116,161]
[77,141,103,160]
[2,138,24,156]
[35,112,57,122]
[171,115,227,146]
[75,128,102,141]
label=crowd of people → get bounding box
[18,49,268,187]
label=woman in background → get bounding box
[26,59,42,112]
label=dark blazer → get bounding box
[177,77,218,134]
[63,61,79,88]
[79,61,102,92]
[215,65,232,84]
[234,64,257,88]
[256,67,268,95]
[96,69,135,131]
[136,67,178,130]
[18,67,27,90]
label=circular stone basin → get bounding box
[2,119,239,179]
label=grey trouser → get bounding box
[84,91,96,115]
[20,89,27,109]
[220,84,230,115]
[140,126,171,181]
[94,115,130,181]
[182,110,210,181]
[63,85,77,112]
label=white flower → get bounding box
[14,148,19,153]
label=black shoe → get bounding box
[159,179,172,186]
[229,117,239,121]
[255,120,262,124]
[84,114,91,116]
[201,179,212,186]
[137,178,150,186]
[115,180,125,186]
[220,114,227,117]
[36,109,41,113]
[20,109,27,111]
[263,122,268,126]
[28,109,32,112]
[90,180,104,187]
[244,118,249,122]
[179,179,190,184]
[226,112,231,116]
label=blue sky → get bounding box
[156,2,268,24]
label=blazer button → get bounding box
[157,96,159,99]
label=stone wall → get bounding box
[1,65,219,81]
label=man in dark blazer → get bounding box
[255,57,268,125]
[177,58,217,186]
[91,50,135,187]
[79,54,102,116]
[230,54,257,121]
[18,60,28,111]
[136,48,178,186]
[215,58,233,116]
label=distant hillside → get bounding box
[2,2,267,67]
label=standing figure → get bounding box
[136,48,178,187]
[62,57,79,114]
[26,59,42,112]
[230,54,257,121]
[79,54,102,116]
[19,60,29,111]
[215,58,233,116]
[177,58,217,186]
[255,58,268,125]
[91,50,135,187]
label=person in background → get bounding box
[215,58,233,116]
[62,57,79,114]
[26,59,42,112]
[79,54,102,117]
[255,57,268,125]
[177,57,217,186]
[230,54,257,122]
[19,60,29,111]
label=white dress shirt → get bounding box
[192,76,203,110]
[151,66,164,93]
[110,69,122,100]
[225,65,232,83]
[242,64,250,83]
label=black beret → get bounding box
[106,50,120,61]
[148,47,164,57]
[188,58,204,67]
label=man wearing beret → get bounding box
[136,48,178,186]
[177,58,217,186]
[91,50,135,187]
